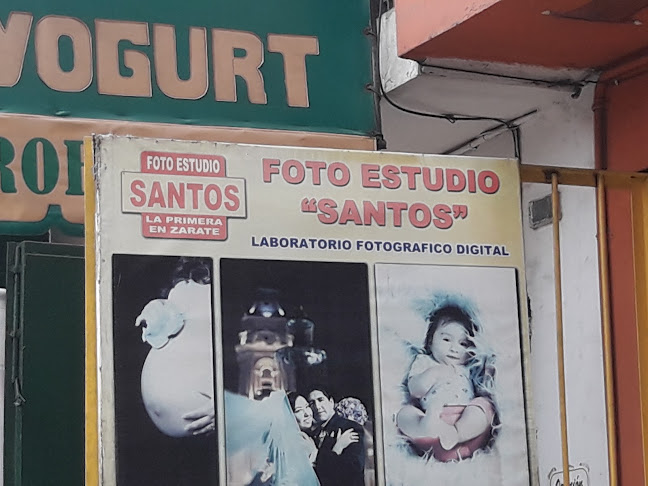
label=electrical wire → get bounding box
[377,1,513,126]
[419,62,597,97]
[375,0,539,158]
[441,112,535,156]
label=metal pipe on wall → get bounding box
[596,173,618,486]
[551,173,570,486]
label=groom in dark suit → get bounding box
[308,387,365,486]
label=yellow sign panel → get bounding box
[88,136,532,486]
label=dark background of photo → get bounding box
[219,258,374,412]
[112,254,218,486]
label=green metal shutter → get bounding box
[4,242,84,486]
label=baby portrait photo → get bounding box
[375,263,531,486]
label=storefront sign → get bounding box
[89,136,532,486]
[0,2,374,130]
[2,14,318,107]
[0,114,373,235]
[0,1,376,234]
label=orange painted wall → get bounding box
[394,0,648,68]
[606,75,648,173]
[606,190,644,485]
[394,0,500,57]
[603,70,648,485]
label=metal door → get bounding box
[4,241,84,486]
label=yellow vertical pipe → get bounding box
[551,173,570,486]
[84,137,99,486]
[631,179,648,484]
[595,174,617,485]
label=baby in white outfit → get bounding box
[408,353,474,414]
[396,306,493,454]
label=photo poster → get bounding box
[88,135,533,486]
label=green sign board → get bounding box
[0,0,377,135]
[0,1,379,236]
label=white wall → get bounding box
[381,55,608,484]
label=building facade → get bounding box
[381,0,648,483]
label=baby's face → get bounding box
[430,321,472,366]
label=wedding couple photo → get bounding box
[219,258,376,486]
